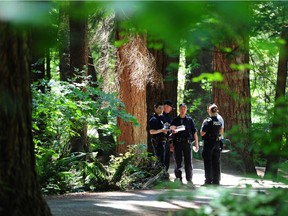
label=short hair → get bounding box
[154,102,163,108]
[163,100,173,107]
[179,103,187,108]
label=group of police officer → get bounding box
[149,100,224,186]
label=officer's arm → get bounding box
[150,129,168,135]
[200,131,206,136]
[219,128,224,138]
[193,132,199,150]
[200,121,206,136]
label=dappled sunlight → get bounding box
[168,159,287,188]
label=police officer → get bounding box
[161,100,174,173]
[200,103,223,185]
[149,102,169,166]
[170,103,199,185]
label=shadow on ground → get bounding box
[47,159,287,216]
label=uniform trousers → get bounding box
[151,138,166,166]
[173,138,193,181]
[164,140,171,171]
[202,142,221,184]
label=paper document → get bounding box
[175,125,185,132]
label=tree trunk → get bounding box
[0,23,51,216]
[212,38,256,174]
[68,1,89,153]
[146,42,179,152]
[69,2,89,81]
[116,32,149,155]
[31,28,46,92]
[87,47,98,87]
[59,4,70,81]
[265,26,288,178]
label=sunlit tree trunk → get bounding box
[115,32,149,155]
[0,23,52,216]
[212,37,256,174]
[265,26,288,178]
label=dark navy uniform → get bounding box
[161,112,172,171]
[201,116,222,184]
[149,113,166,166]
[171,115,197,182]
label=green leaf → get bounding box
[192,72,223,82]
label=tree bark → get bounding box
[69,2,89,81]
[147,44,179,153]
[31,27,46,92]
[59,3,70,81]
[265,26,288,178]
[68,2,89,153]
[212,38,256,174]
[163,51,178,117]
[0,23,51,216]
[115,32,148,155]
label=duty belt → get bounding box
[174,137,189,142]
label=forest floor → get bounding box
[46,157,287,216]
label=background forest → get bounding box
[0,1,288,215]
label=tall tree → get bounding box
[0,23,51,215]
[265,26,288,178]
[58,2,70,81]
[69,1,89,81]
[212,38,256,174]
[115,31,150,155]
[146,41,178,153]
[68,1,89,152]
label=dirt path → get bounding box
[46,158,286,216]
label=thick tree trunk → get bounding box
[146,45,178,153]
[0,23,51,216]
[116,33,148,155]
[265,26,288,178]
[212,38,256,174]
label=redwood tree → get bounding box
[0,23,51,215]
[115,31,150,155]
[212,39,256,174]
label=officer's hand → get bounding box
[170,126,177,134]
[194,144,199,152]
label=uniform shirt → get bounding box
[161,112,172,124]
[201,116,222,141]
[171,115,197,139]
[217,113,224,129]
[149,113,165,138]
